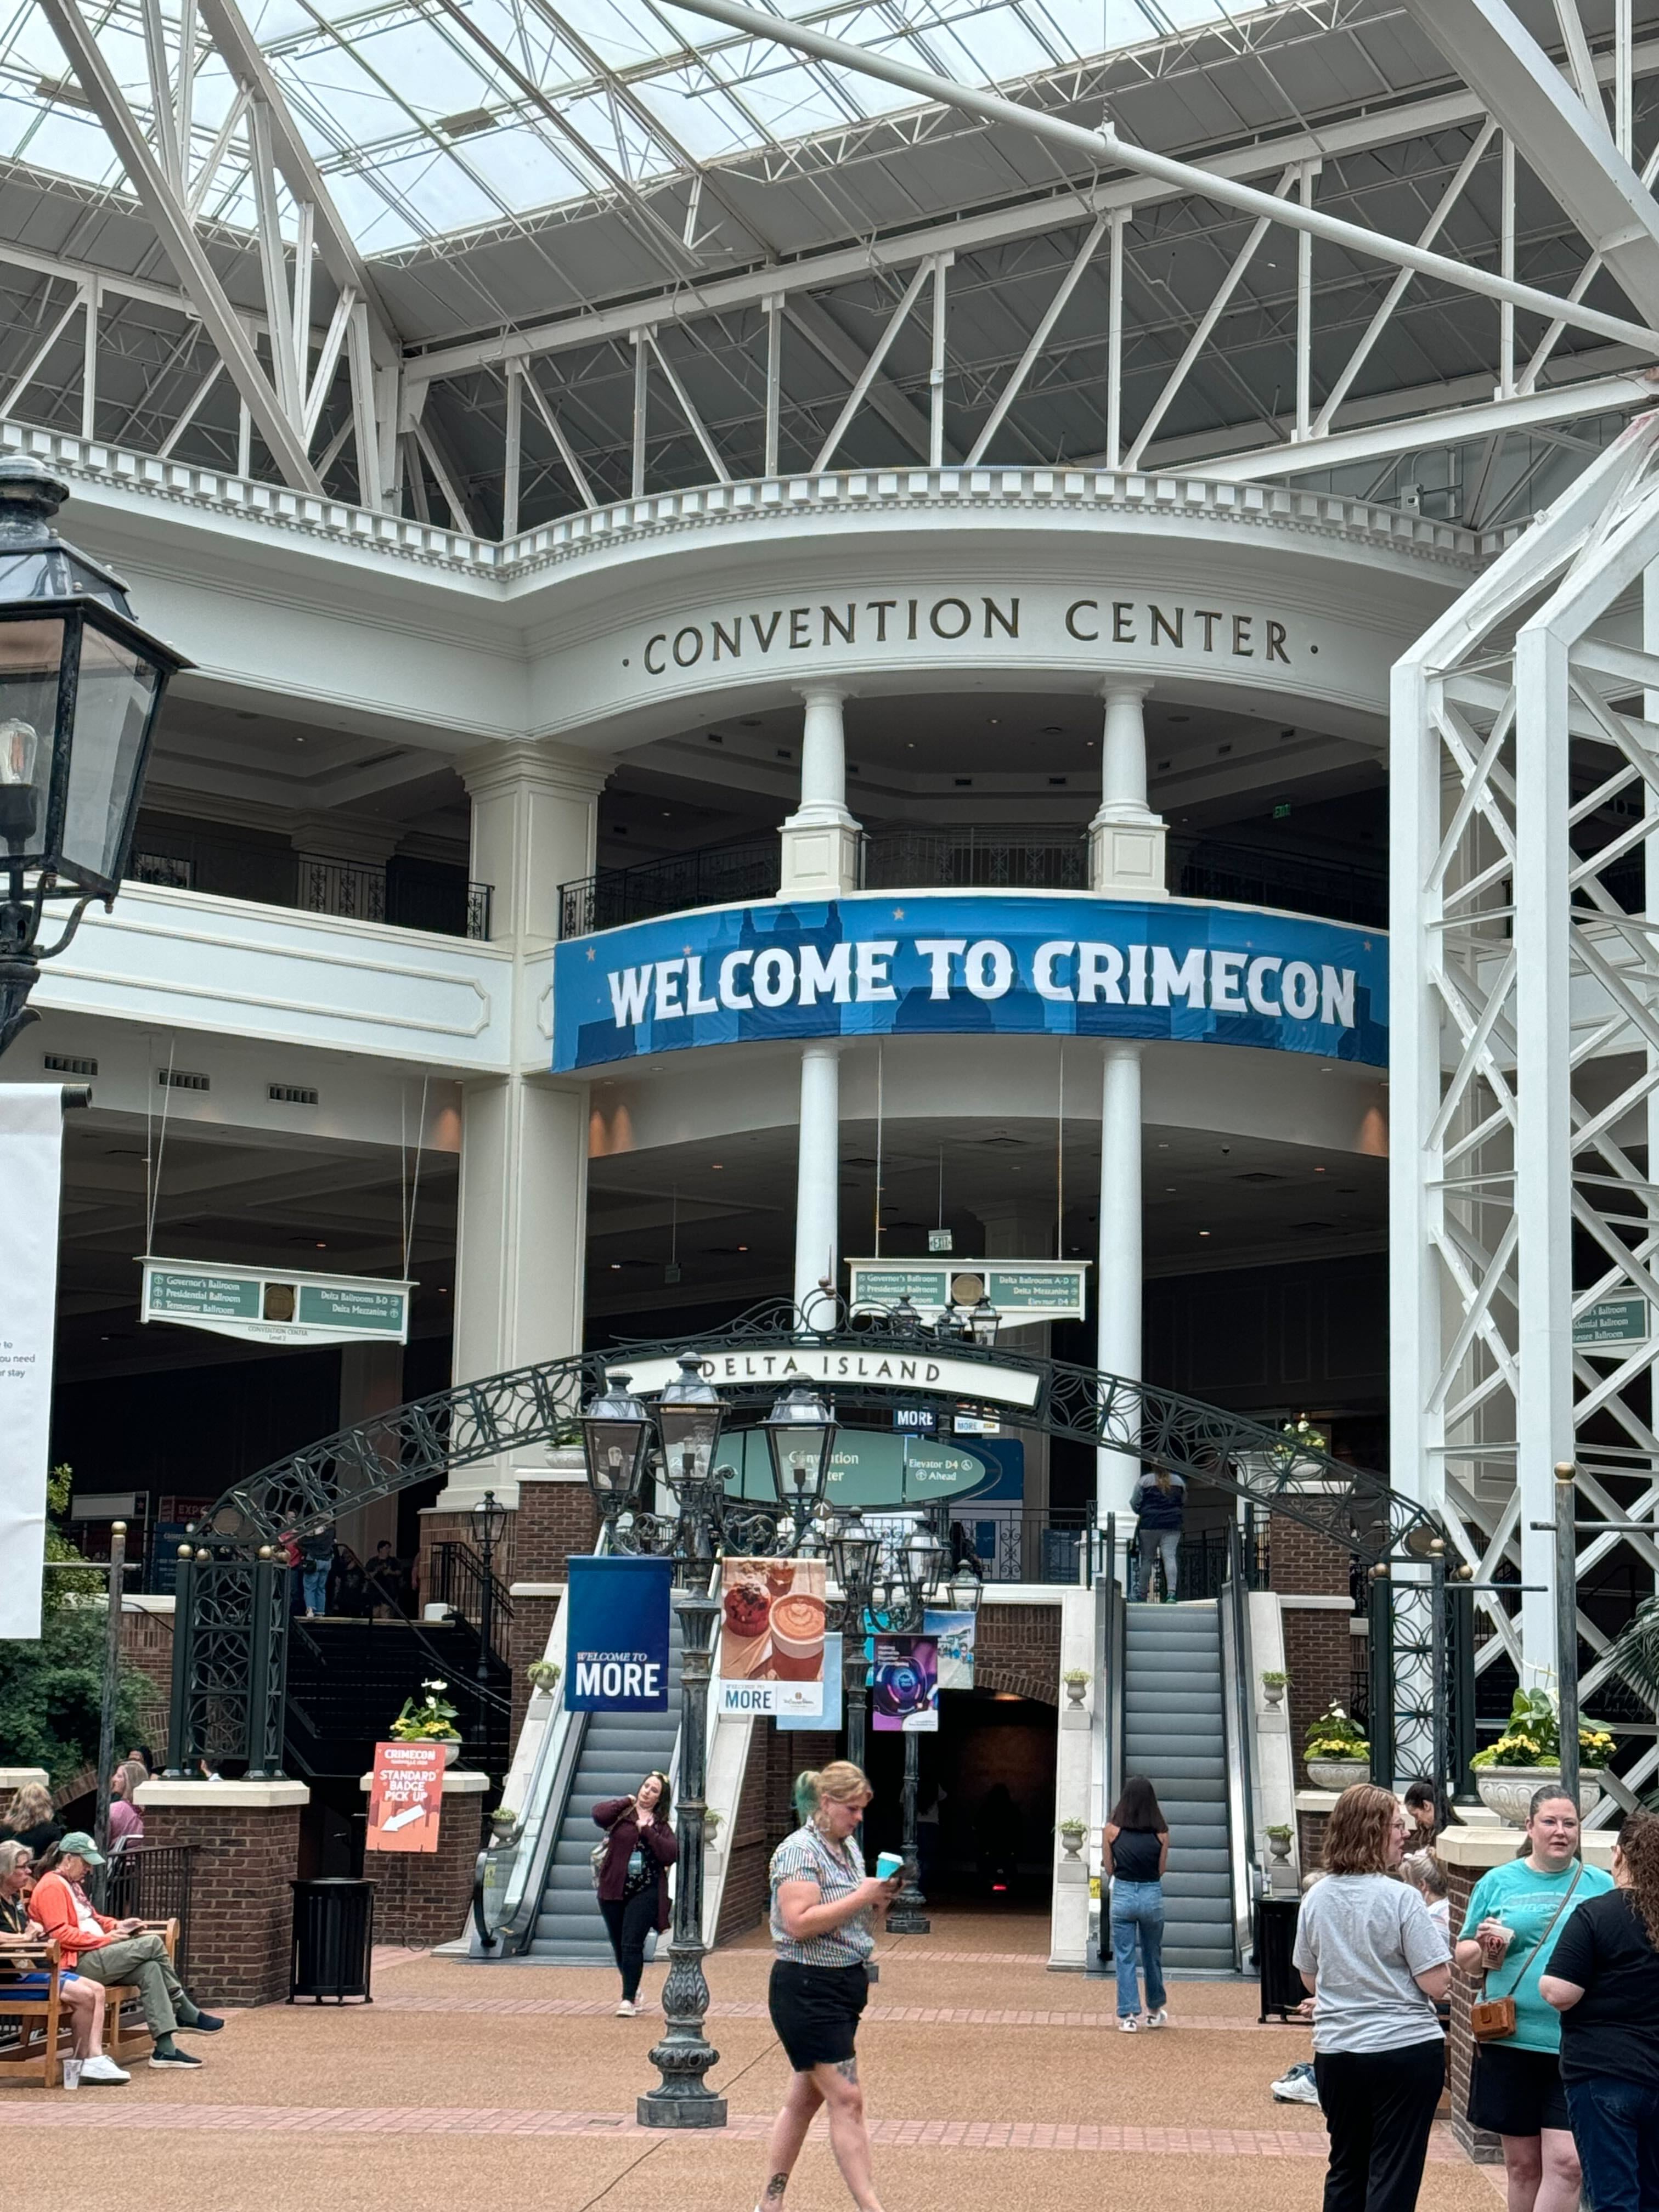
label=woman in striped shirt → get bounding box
[758,1761,901,2212]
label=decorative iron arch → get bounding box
[194,1298,1434,1563]
[169,1300,1440,1780]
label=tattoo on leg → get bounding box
[834,2057,859,2083]
[763,2174,789,2203]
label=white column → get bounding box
[1089,683,1167,899]
[1097,1041,1143,1533]
[780,685,861,897]
[794,1042,841,1320]
[442,740,611,1508]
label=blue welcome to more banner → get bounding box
[552,892,1386,1073]
[565,1554,673,1712]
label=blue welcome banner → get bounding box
[565,1555,673,1712]
[552,893,1386,1073]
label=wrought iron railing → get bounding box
[1170,839,1387,929]
[126,848,492,942]
[427,1541,515,1668]
[556,827,1387,937]
[104,1844,196,1979]
[861,825,1087,892]
[560,838,777,936]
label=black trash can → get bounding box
[1256,1895,1303,2022]
[290,1877,375,2004]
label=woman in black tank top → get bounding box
[1104,1776,1170,2031]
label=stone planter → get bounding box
[1266,1831,1293,1863]
[1058,1826,1087,1860]
[436,1737,462,1769]
[1261,1680,1286,1707]
[1306,1758,1369,1792]
[1474,1767,1605,1827]
[1063,1678,1088,1708]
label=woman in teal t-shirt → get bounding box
[1456,1788,1612,2212]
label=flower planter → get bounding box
[1261,1680,1286,1707]
[1266,1831,1293,1862]
[1063,1679,1088,1708]
[1058,1827,1087,1859]
[1306,1758,1369,1792]
[1474,1767,1605,1827]
[436,1736,461,1769]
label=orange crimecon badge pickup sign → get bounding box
[366,1741,445,1853]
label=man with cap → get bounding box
[30,1833,223,2068]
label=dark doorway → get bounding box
[856,1689,1057,1908]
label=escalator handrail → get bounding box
[491,1527,607,1954]
[1218,1524,1261,1968]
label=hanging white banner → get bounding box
[0,1086,65,1640]
[140,1256,413,1346]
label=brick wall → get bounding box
[136,1795,302,2008]
[1282,1610,1356,1785]
[1269,1515,1353,1597]
[512,1476,599,1585]
[1297,1805,1331,1873]
[1444,1859,1503,2162]
[416,1508,520,1603]
[120,1607,175,1765]
[976,1604,1062,1705]
[364,1785,484,1949]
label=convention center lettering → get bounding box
[637,595,1291,674]
[552,894,1386,1071]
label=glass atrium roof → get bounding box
[3,0,1288,258]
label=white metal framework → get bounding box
[1393,413,1659,1817]
[5,0,1659,535]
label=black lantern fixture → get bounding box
[0,457,189,1058]
[580,1373,652,1511]
[762,1381,838,1527]
[968,1294,1002,1347]
[469,1488,509,1684]
[901,1517,948,1602]
[889,1293,923,1340]
[656,1352,726,1502]
[828,1508,879,1593]
[949,1556,983,1615]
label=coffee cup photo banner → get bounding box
[566,1555,674,1712]
[718,1556,826,1718]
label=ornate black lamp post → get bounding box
[580,1355,835,2131]
[884,1517,950,1934]
[0,457,188,1058]
[827,1508,881,1771]
[469,1488,508,1683]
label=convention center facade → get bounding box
[3,0,1659,2006]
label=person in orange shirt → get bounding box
[30,1833,223,2069]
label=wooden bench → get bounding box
[0,1939,69,2089]
[104,1918,183,2065]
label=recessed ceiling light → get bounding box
[738,1244,748,1252]
[1315,1166,1325,1175]
[315,1241,326,1248]
[710,1162,724,1170]
[611,1262,622,1269]
[1199,1229,1211,1238]
[1165,1185,1176,1192]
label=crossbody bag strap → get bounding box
[1483,1863,1584,1997]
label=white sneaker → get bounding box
[1118,2015,1141,2032]
[79,2056,130,2085]
[614,1999,636,2017]
[1272,2072,1322,2107]
[1146,2008,1168,2029]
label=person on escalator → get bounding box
[1130,1462,1185,1602]
[593,1771,678,2017]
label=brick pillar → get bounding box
[361,1770,488,1948]
[1272,1514,1357,1787]
[507,1460,599,1743]
[133,1779,308,2008]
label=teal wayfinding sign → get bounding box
[723,1428,995,1510]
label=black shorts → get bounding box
[768,1960,868,2072]
[1469,2042,1570,2136]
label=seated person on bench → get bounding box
[29,1834,223,2069]
[0,1839,127,2083]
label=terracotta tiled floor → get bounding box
[0,1910,1497,2212]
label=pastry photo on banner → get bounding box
[718,1556,827,1716]
[872,1633,939,1733]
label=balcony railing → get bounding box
[558,826,1387,937]
[129,850,493,942]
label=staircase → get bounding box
[527,1613,684,1962]
[285,1616,511,1780]
[1121,1599,1236,1972]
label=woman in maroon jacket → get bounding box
[593,1772,678,2015]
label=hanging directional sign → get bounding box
[723,1427,997,1510]
[847,1259,1088,1327]
[140,1257,413,1346]
[1573,1295,1650,1350]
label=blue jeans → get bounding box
[1110,1878,1166,2018]
[1566,2075,1659,2212]
[302,1564,329,1614]
[1136,1530,1179,1600]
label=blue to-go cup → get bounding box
[876,1851,904,1880]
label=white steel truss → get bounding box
[1393,413,1659,1819]
[9,0,1659,533]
